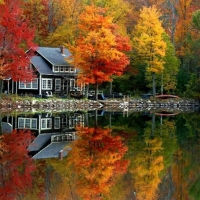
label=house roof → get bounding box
[32,141,71,159]
[28,133,56,152]
[31,56,54,75]
[1,122,13,134]
[37,47,71,66]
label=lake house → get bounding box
[4,46,82,97]
[1,111,85,159]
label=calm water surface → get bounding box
[1,109,200,200]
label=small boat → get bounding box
[155,111,179,116]
[156,94,180,99]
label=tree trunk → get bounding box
[151,112,155,138]
[85,84,89,98]
[0,114,2,135]
[161,73,163,95]
[109,113,112,128]
[95,109,98,126]
[0,79,4,98]
[152,72,156,97]
[95,83,98,100]
[109,81,112,95]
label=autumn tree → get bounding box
[146,33,180,94]
[174,0,193,56]
[0,0,37,93]
[23,0,49,45]
[68,126,129,200]
[69,4,131,100]
[132,6,166,97]
[45,0,131,48]
[175,2,200,97]
[84,0,131,32]
[43,0,84,47]
[0,130,36,200]
[192,9,200,31]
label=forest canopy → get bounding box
[1,0,200,98]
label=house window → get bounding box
[18,118,37,129]
[60,66,65,72]
[19,79,38,89]
[65,67,69,72]
[51,133,75,142]
[70,67,75,72]
[55,79,61,91]
[54,66,59,72]
[54,117,60,129]
[41,118,52,129]
[53,66,74,73]
[42,79,52,90]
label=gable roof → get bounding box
[32,141,71,159]
[31,56,54,75]
[28,133,56,152]
[1,122,13,133]
[37,47,71,66]
[29,132,76,159]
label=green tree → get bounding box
[192,9,200,30]
[157,33,180,94]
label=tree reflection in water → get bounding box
[68,126,129,200]
[0,130,36,200]
[1,111,200,199]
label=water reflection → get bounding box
[0,110,200,199]
[67,126,128,200]
[0,130,36,200]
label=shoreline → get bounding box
[0,97,199,114]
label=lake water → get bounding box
[1,108,200,200]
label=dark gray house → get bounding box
[4,46,82,97]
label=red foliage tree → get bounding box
[0,0,37,83]
[0,130,36,200]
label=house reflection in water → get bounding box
[1,112,85,159]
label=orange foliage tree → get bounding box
[0,130,36,200]
[69,4,131,99]
[68,126,129,200]
[174,0,196,56]
[23,0,49,45]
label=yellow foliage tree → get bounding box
[132,6,166,97]
[85,0,131,35]
[45,0,132,48]
[44,0,84,47]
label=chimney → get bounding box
[59,150,63,160]
[60,46,64,54]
